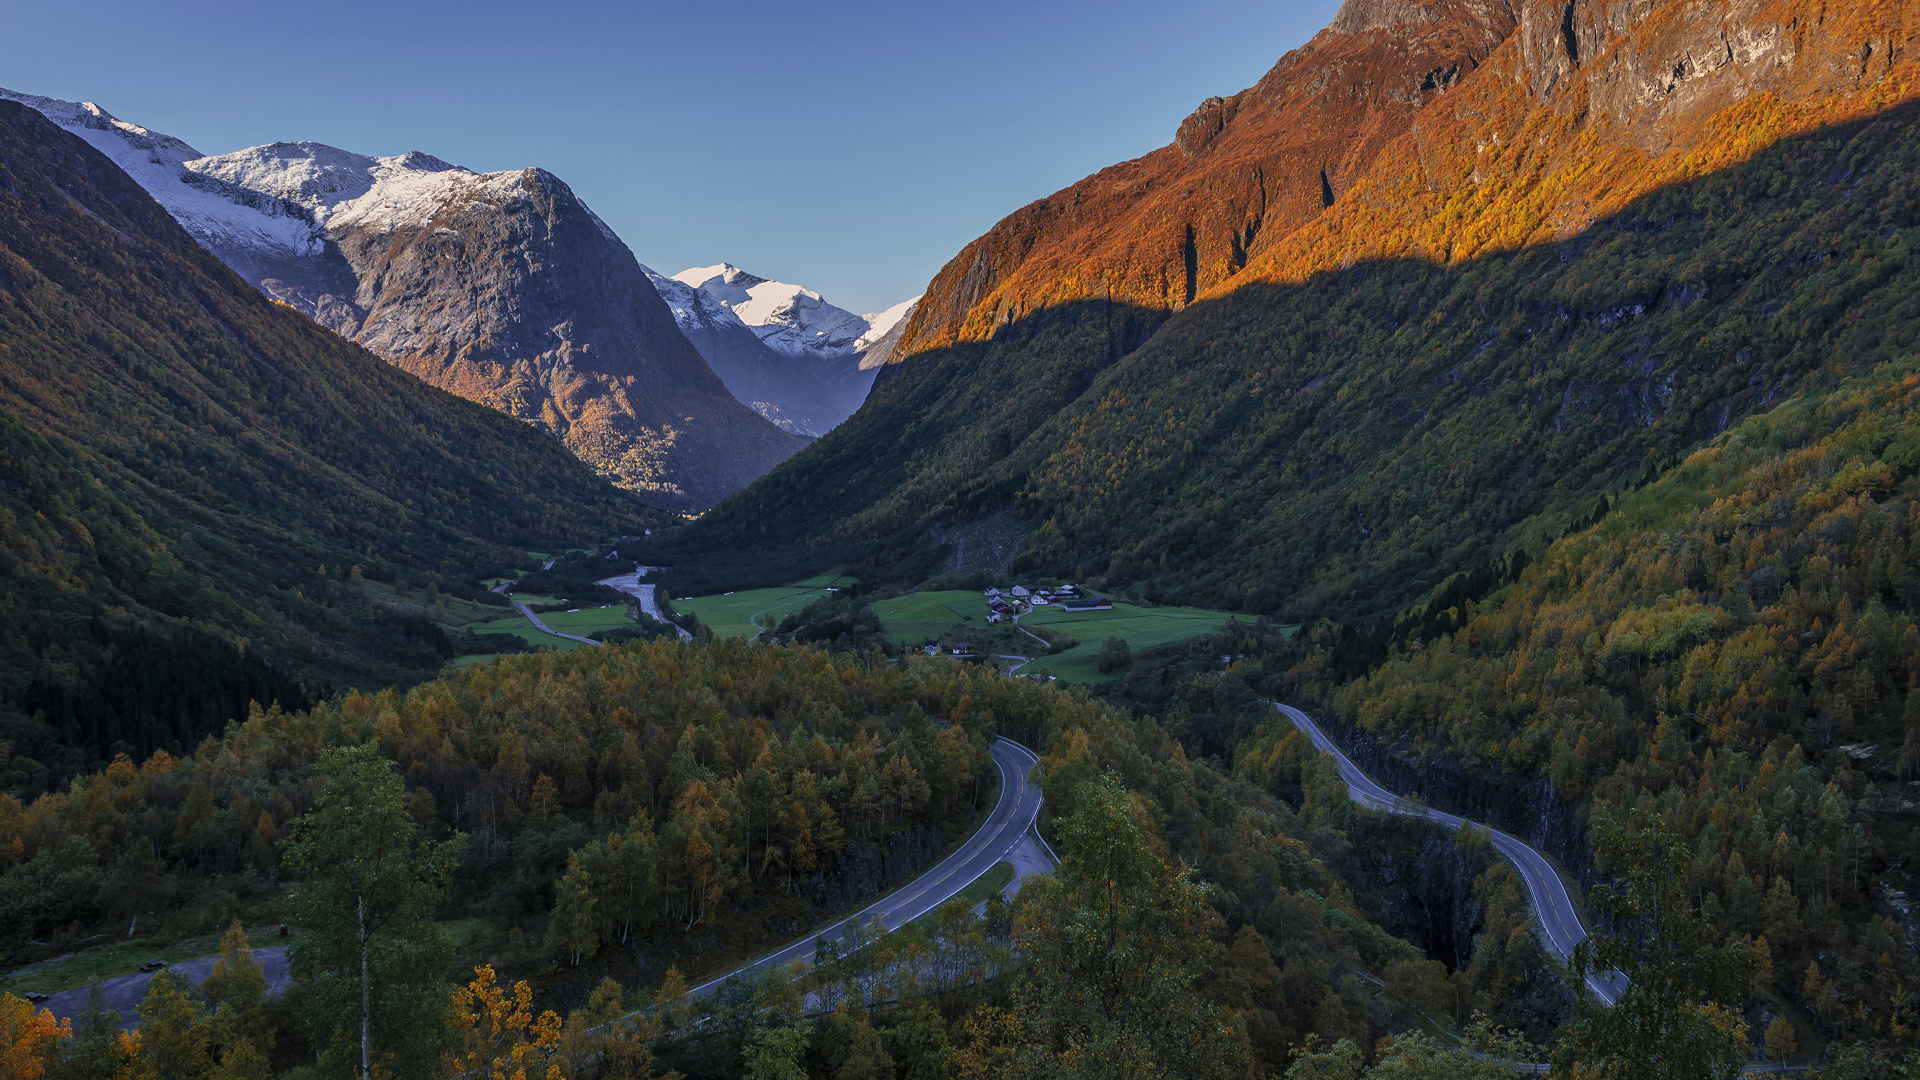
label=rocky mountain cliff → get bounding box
[665,0,1920,610]
[0,92,806,508]
[888,0,1518,359]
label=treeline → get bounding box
[5,761,1498,1080]
[0,626,1484,1079]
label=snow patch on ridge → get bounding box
[0,87,320,261]
[1,88,543,270]
[185,141,513,235]
[856,295,920,351]
[642,263,747,333]
[672,263,874,360]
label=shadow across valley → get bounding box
[650,98,1920,624]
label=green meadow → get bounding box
[1016,600,1247,682]
[674,573,858,640]
[870,590,994,647]
[868,590,1250,682]
[662,571,1247,682]
[465,603,634,651]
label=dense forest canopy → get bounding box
[1270,359,1920,1048]
[2,635,1590,1078]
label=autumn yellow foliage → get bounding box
[450,965,566,1080]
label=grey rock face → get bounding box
[191,150,803,506]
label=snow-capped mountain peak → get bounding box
[671,262,897,361]
[184,142,474,229]
[855,296,920,352]
[642,264,744,334]
[0,89,515,274]
[0,90,205,165]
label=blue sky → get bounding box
[1,0,1344,313]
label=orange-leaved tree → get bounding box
[450,965,565,1080]
[0,993,71,1080]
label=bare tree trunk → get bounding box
[360,893,371,1080]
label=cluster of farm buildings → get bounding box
[984,584,1111,622]
[921,585,1116,659]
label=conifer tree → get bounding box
[202,921,272,1059]
[597,810,659,943]
[58,983,125,1080]
[132,971,215,1079]
[1763,1015,1797,1065]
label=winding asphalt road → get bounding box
[1276,703,1627,1005]
[490,581,604,647]
[687,737,1044,998]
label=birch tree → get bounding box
[284,744,461,1080]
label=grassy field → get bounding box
[674,573,858,640]
[1017,600,1247,682]
[870,590,994,647]
[464,603,634,651]
[868,590,1248,681]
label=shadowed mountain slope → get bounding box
[657,0,1920,617]
[0,100,650,783]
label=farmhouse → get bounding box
[1060,597,1113,611]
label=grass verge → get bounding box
[952,862,1015,907]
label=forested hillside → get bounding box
[658,0,1920,625]
[0,637,1488,1079]
[0,642,997,978]
[1288,358,1920,1045]
[0,99,652,785]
